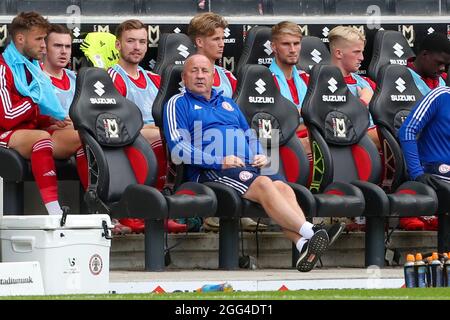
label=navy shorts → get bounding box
[423,162,450,183]
[198,166,285,195]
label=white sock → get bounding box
[299,221,314,239]
[45,201,63,215]
[296,238,308,253]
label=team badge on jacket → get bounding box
[222,101,234,112]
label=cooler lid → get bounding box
[0,214,112,230]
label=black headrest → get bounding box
[69,67,143,147]
[302,64,369,145]
[368,30,415,80]
[298,36,331,73]
[234,64,300,146]
[236,26,273,76]
[152,64,184,128]
[369,64,423,136]
[153,33,195,75]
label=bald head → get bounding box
[182,54,215,99]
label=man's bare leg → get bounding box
[243,176,307,234]
[52,128,82,159]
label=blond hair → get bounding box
[187,13,228,42]
[328,26,366,51]
[271,21,302,41]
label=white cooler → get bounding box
[0,214,112,295]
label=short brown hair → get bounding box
[271,21,302,41]
[187,13,228,42]
[10,11,50,40]
[115,19,146,40]
[46,24,72,43]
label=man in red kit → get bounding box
[328,26,378,148]
[107,19,187,234]
[406,32,450,95]
[187,12,265,232]
[0,12,82,215]
[42,24,131,234]
[269,21,310,150]
[328,26,379,232]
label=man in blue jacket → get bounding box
[163,54,333,272]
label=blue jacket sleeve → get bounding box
[398,91,440,179]
[163,95,223,170]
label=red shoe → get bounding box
[399,217,425,231]
[345,222,366,232]
[164,219,187,233]
[111,219,132,235]
[419,216,438,231]
[119,218,145,234]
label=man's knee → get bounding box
[250,176,274,194]
[273,180,295,195]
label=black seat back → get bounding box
[302,64,381,191]
[369,64,423,190]
[368,30,415,80]
[153,33,195,75]
[70,67,156,203]
[298,36,331,73]
[236,26,273,76]
[234,64,309,186]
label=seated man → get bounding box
[328,26,379,232]
[163,54,337,272]
[188,12,262,232]
[108,19,187,234]
[400,32,450,231]
[269,21,310,152]
[407,32,450,95]
[0,12,82,215]
[399,86,450,231]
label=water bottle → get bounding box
[404,254,416,288]
[429,252,444,287]
[444,252,450,287]
[196,283,233,293]
[415,253,427,288]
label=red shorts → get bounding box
[0,128,54,148]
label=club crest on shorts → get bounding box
[222,101,234,112]
[438,164,450,174]
[239,170,253,182]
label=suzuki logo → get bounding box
[393,43,404,58]
[311,49,322,63]
[322,27,329,37]
[255,79,266,94]
[177,44,190,58]
[94,81,105,97]
[72,27,80,38]
[224,27,231,38]
[263,40,272,56]
[427,27,435,34]
[174,27,181,33]
[328,77,338,93]
[395,77,406,93]
[149,59,156,70]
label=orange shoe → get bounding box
[119,218,145,234]
[419,216,438,231]
[399,217,425,231]
[165,219,187,233]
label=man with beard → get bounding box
[108,19,187,234]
